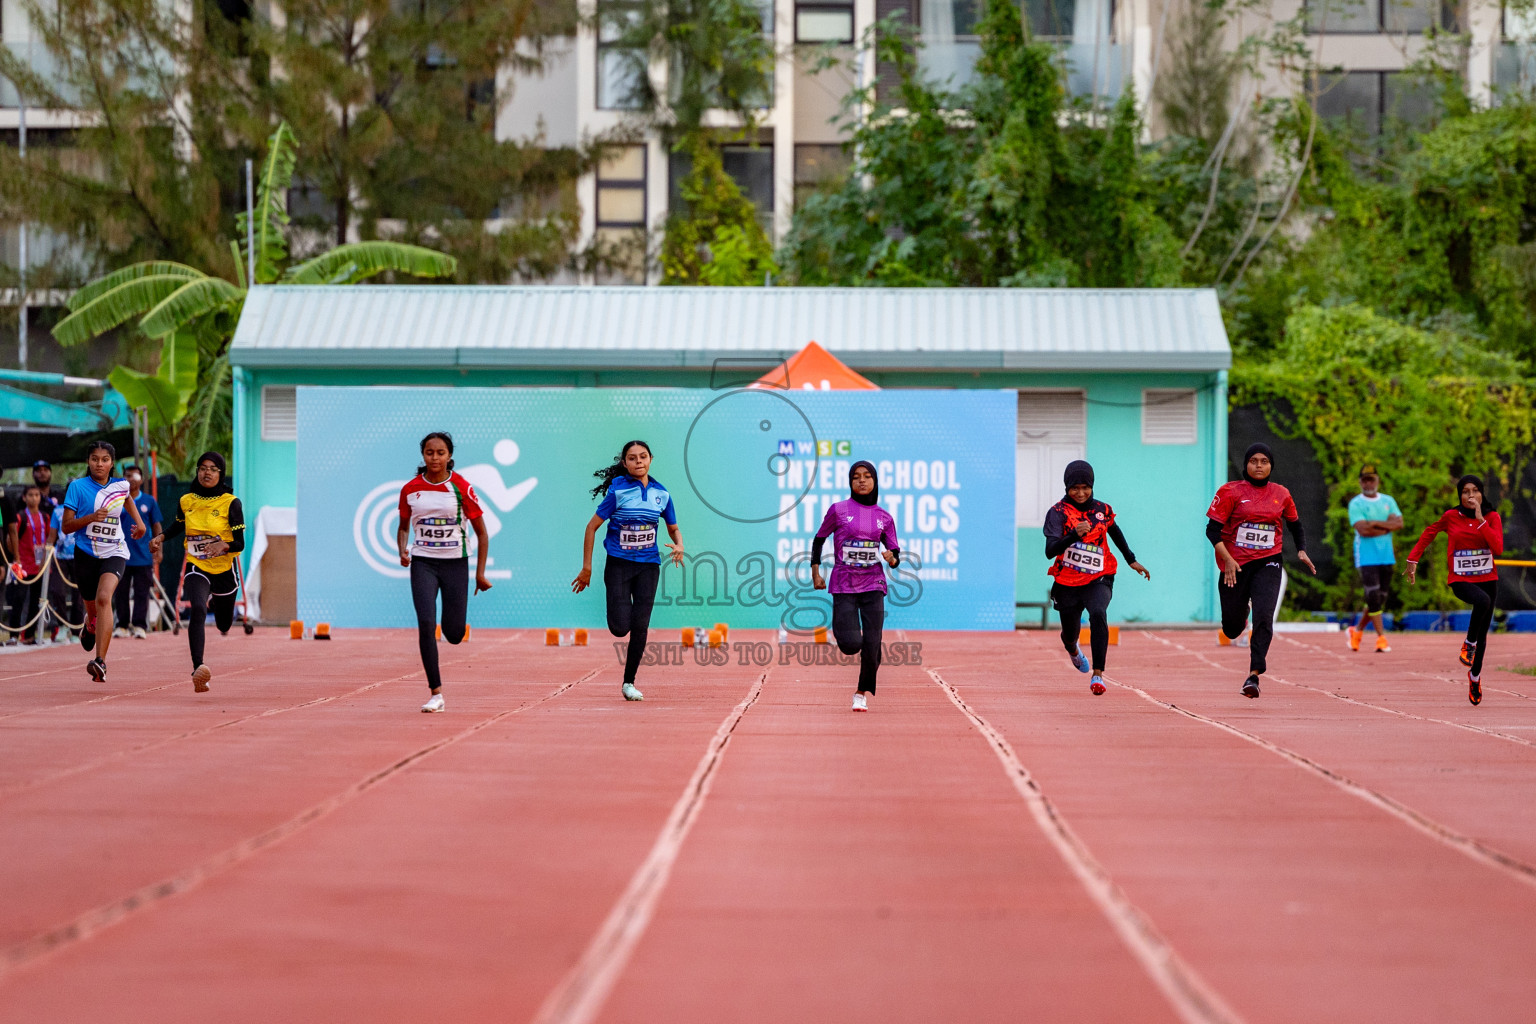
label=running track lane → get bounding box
[0,630,768,1023]
[573,647,1187,1024]
[950,629,1536,1023]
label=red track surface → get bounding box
[2,626,1535,1022]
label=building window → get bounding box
[670,144,775,224]
[1315,70,1437,135]
[598,1,645,110]
[262,386,297,442]
[797,1,855,43]
[1141,389,1198,445]
[597,145,647,228]
[794,144,851,205]
[1022,0,1071,39]
[1304,0,1452,33]
[1015,390,1086,528]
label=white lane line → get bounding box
[927,668,1246,1024]
[531,671,767,1024]
[1154,632,1536,751]
[1107,654,1536,892]
[1278,632,1536,703]
[0,667,592,981]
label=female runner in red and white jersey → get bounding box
[1405,474,1502,705]
[397,432,491,713]
[1205,442,1317,698]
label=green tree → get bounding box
[779,0,1183,287]
[50,122,456,472]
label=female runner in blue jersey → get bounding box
[60,441,153,681]
[572,441,685,702]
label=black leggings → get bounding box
[1451,580,1498,677]
[1219,559,1284,676]
[1053,577,1114,673]
[412,556,468,692]
[832,590,885,693]
[114,564,154,630]
[185,567,237,669]
[606,557,660,687]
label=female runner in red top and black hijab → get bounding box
[1206,442,1318,698]
[1044,460,1149,695]
[1405,474,1503,705]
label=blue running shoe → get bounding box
[1070,647,1090,674]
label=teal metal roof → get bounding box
[230,285,1231,372]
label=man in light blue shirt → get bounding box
[1347,465,1402,653]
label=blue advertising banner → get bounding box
[296,387,1016,630]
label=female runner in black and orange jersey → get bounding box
[1206,443,1317,698]
[1043,461,1149,695]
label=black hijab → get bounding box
[1063,460,1095,511]
[1242,442,1274,487]
[1454,474,1485,518]
[191,451,231,497]
[849,460,879,507]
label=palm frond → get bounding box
[138,277,245,339]
[159,330,201,398]
[53,274,209,347]
[64,262,204,313]
[283,242,458,285]
[108,366,186,431]
[236,121,298,284]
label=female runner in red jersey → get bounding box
[397,432,491,713]
[1044,460,1150,695]
[1205,443,1317,698]
[1405,474,1502,705]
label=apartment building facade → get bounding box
[2,0,1533,290]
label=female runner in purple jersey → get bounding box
[811,461,901,712]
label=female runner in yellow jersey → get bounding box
[163,452,245,692]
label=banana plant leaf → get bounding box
[284,242,457,285]
[53,273,209,347]
[138,277,245,339]
[64,261,204,313]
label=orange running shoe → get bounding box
[1375,634,1391,653]
[1348,626,1362,652]
[1460,641,1474,667]
[1468,670,1482,706]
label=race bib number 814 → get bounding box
[1234,522,1277,550]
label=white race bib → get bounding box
[1234,522,1277,550]
[1453,548,1494,576]
[619,524,657,550]
[1063,542,1104,574]
[841,540,881,567]
[414,516,459,551]
[86,517,122,544]
[187,534,221,560]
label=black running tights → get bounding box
[606,557,660,687]
[1219,559,1284,676]
[832,590,885,694]
[1451,580,1498,677]
[412,556,468,692]
[1053,577,1114,673]
[185,570,236,670]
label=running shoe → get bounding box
[1241,674,1260,699]
[1090,676,1106,696]
[421,693,445,713]
[1468,671,1482,706]
[192,665,212,693]
[86,657,105,682]
[113,627,130,639]
[852,693,868,712]
[80,620,95,653]
[132,626,147,639]
[1375,635,1391,653]
[621,683,644,702]
[1347,627,1362,652]
[1233,630,1251,648]
[1069,647,1091,674]
[1460,641,1474,667]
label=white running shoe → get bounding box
[132,626,147,639]
[622,683,644,701]
[421,693,445,713]
[192,665,212,692]
[851,693,868,712]
[113,627,130,639]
